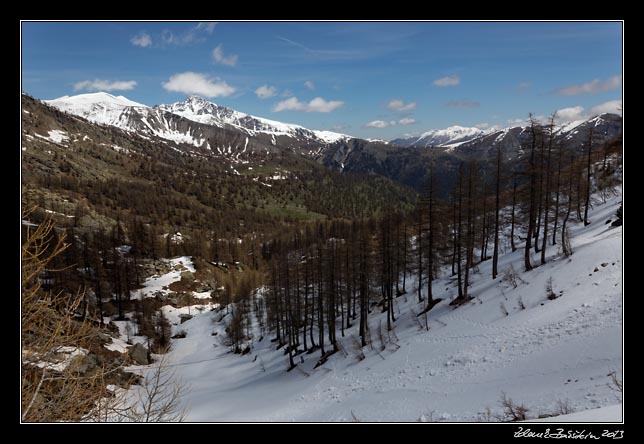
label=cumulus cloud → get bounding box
[304,81,315,90]
[366,120,396,128]
[506,99,621,127]
[433,75,460,87]
[212,44,238,67]
[447,101,480,108]
[162,72,235,98]
[386,99,416,112]
[73,79,137,92]
[273,96,344,113]
[255,85,277,99]
[589,99,622,116]
[507,118,529,126]
[130,32,152,48]
[552,75,621,95]
[555,106,585,122]
[365,118,417,128]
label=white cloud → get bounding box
[332,124,350,131]
[447,101,479,108]
[195,22,217,34]
[273,96,344,113]
[365,118,416,128]
[475,122,500,131]
[366,120,397,128]
[589,99,622,116]
[552,75,621,95]
[212,44,238,67]
[386,99,416,112]
[304,81,315,91]
[255,85,277,99]
[507,117,530,126]
[73,79,137,92]
[555,106,585,122]
[433,75,460,87]
[130,32,152,48]
[158,23,218,47]
[162,72,235,98]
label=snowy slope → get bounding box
[138,191,622,422]
[157,96,350,144]
[45,92,146,127]
[393,126,487,148]
[530,404,622,422]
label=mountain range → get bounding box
[39,92,622,195]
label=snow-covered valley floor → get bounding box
[141,193,622,422]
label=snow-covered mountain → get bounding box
[392,114,622,152]
[45,93,350,148]
[157,96,349,144]
[392,125,488,148]
[451,113,623,162]
[45,92,146,127]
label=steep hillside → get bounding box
[22,94,416,239]
[137,189,622,422]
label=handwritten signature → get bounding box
[514,427,624,439]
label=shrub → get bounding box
[545,277,557,300]
[499,392,529,421]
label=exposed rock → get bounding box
[128,343,150,365]
[179,314,193,324]
[172,330,187,339]
[71,353,98,374]
[180,271,195,280]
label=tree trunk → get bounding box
[540,114,555,264]
[583,127,593,226]
[492,146,502,279]
[552,143,563,245]
[510,175,517,252]
[524,117,538,272]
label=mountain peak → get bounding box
[183,95,214,106]
[46,92,145,108]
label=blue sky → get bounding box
[21,21,622,139]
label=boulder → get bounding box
[180,271,195,280]
[71,353,98,374]
[128,343,150,365]
[179,314,193,324]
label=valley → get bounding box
[20,20,623,425]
